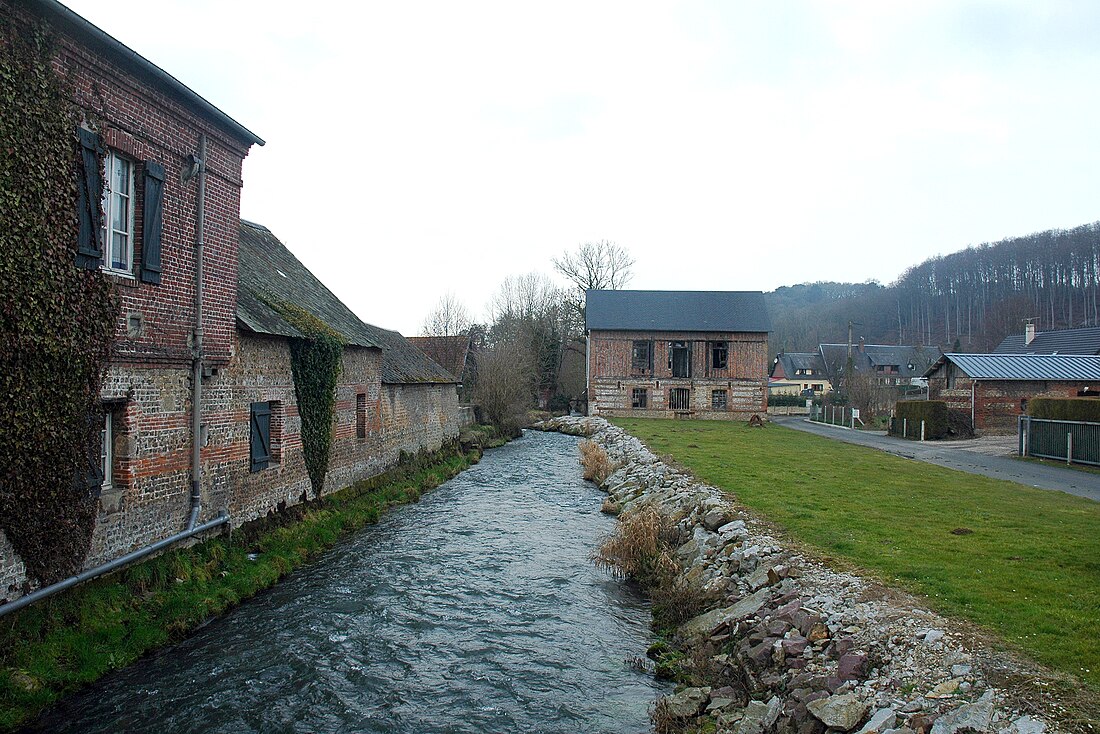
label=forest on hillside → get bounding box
[767,220,1100,354]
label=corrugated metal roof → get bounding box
[585,290,770,333]
[932,353,1100,380]
[994,326,1100,355]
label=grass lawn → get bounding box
[613,417,1100,688]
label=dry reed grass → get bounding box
[578,439,617,485]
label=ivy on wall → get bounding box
[268,300,344,496]
[0,17,117,585]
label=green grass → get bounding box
[613,417,1100,688]
[0,447,479,731]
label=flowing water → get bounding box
[31,430,665,733]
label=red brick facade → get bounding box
[930,376,1095,432]
[588,330,769,420]
[0,3,460,603]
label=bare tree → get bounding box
[420,293,472,337]
[553,240,634,329]
[474,341,533,434]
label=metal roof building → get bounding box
[585,290,771,333]
[925,353,1100,381]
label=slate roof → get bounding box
[237,221,455,385]
[407,335,471,378]
[771,352,826,380]
[819,344,941,381]
[362,325,458,385]
[994,326,1100,355]
[585,290,770,333]
[237,221,381,348]
[926,353,1100,381]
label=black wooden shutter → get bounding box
[140,160,164,284]
[250,402,271,472]
[75,128,104,270]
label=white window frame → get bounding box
[101,412,114,491]
[100,150,135,275]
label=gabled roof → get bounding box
[407,335,471,378]
[819,344,940,380]
[771,352,826,380]
[362,326,458,385]
[30,0,263,147]
[237,221,380,348]
[926,353,1100,381]
[585,290,770,333]
[994,326,1100,355]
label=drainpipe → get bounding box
[0,513,228,619]
[584,333,591,415]
[971,380,976,432]
[188,134,207,531]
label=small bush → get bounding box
[593,506,679,588]
[1028,397,1100,422]
[768,393,809,407]
[579,440,616,485]
[892,400,949,439]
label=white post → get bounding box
[1068,432,1073,465]
[920,420,926,442]
[903,417,908,438]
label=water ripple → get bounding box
[29,431,664,733]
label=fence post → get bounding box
[920,420,926,442]
[1067,432,1073,466]
[903,417,908,439]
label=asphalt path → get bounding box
[771,416,1100,503]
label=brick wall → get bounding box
[929,375,1096,432]
[588,330,769,420]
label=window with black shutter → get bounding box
[141,160,164,283]
[250,402,272,472]
[75,128,104,269]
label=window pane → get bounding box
[112,156,130,195]
[112,231,128,269]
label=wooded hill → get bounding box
[767,220,1100,354]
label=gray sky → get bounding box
[64,1,1100,336]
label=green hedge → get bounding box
[769,394,810,407]
[1027,397,1100,422]
[892,400,949,440]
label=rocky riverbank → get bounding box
[536,416,1071,734]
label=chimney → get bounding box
[1024,319,1036,346]
[858,337,865,354]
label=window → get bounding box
[710,342,728,370]
[100,412,114,492]
[670,387,691,411]
[631,387,648,409]
[356,393,367,439]
[631,340,653,373]
[711,390,728,411]
[250,402,272,472]
[101,151,135,274]
[669,341,692,378]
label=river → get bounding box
[29,430,665,733]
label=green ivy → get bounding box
[0,18,117,586]
[269,300,344,496]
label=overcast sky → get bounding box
[64,1,1100,336]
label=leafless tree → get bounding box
[420,293,472,337]
[474,341,534,432]
[553,240,634,330]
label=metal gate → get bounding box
[1019,415,1100,466]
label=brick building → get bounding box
[925,353,1100,432]
[1,1,459,606]
[585,290,770,420]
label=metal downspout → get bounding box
[188,134,207,531]
[0,514,229,618]
[585,333,590,415]
[971,380,976,430]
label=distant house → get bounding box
[769,352,830,396]
[818,340,941,389]
[585,290,771,419]
[925,353,1100,432]
[994,323,1100,355]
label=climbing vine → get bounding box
[269,300,344,496]
[0,16,117,585]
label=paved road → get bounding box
[771,416,1100,503]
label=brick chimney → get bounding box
[858,337,865,353]
[1024,320,1036,346]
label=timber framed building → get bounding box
[585,290,771,420]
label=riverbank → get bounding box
[0,442,482,732]
[537,416,1082,734]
